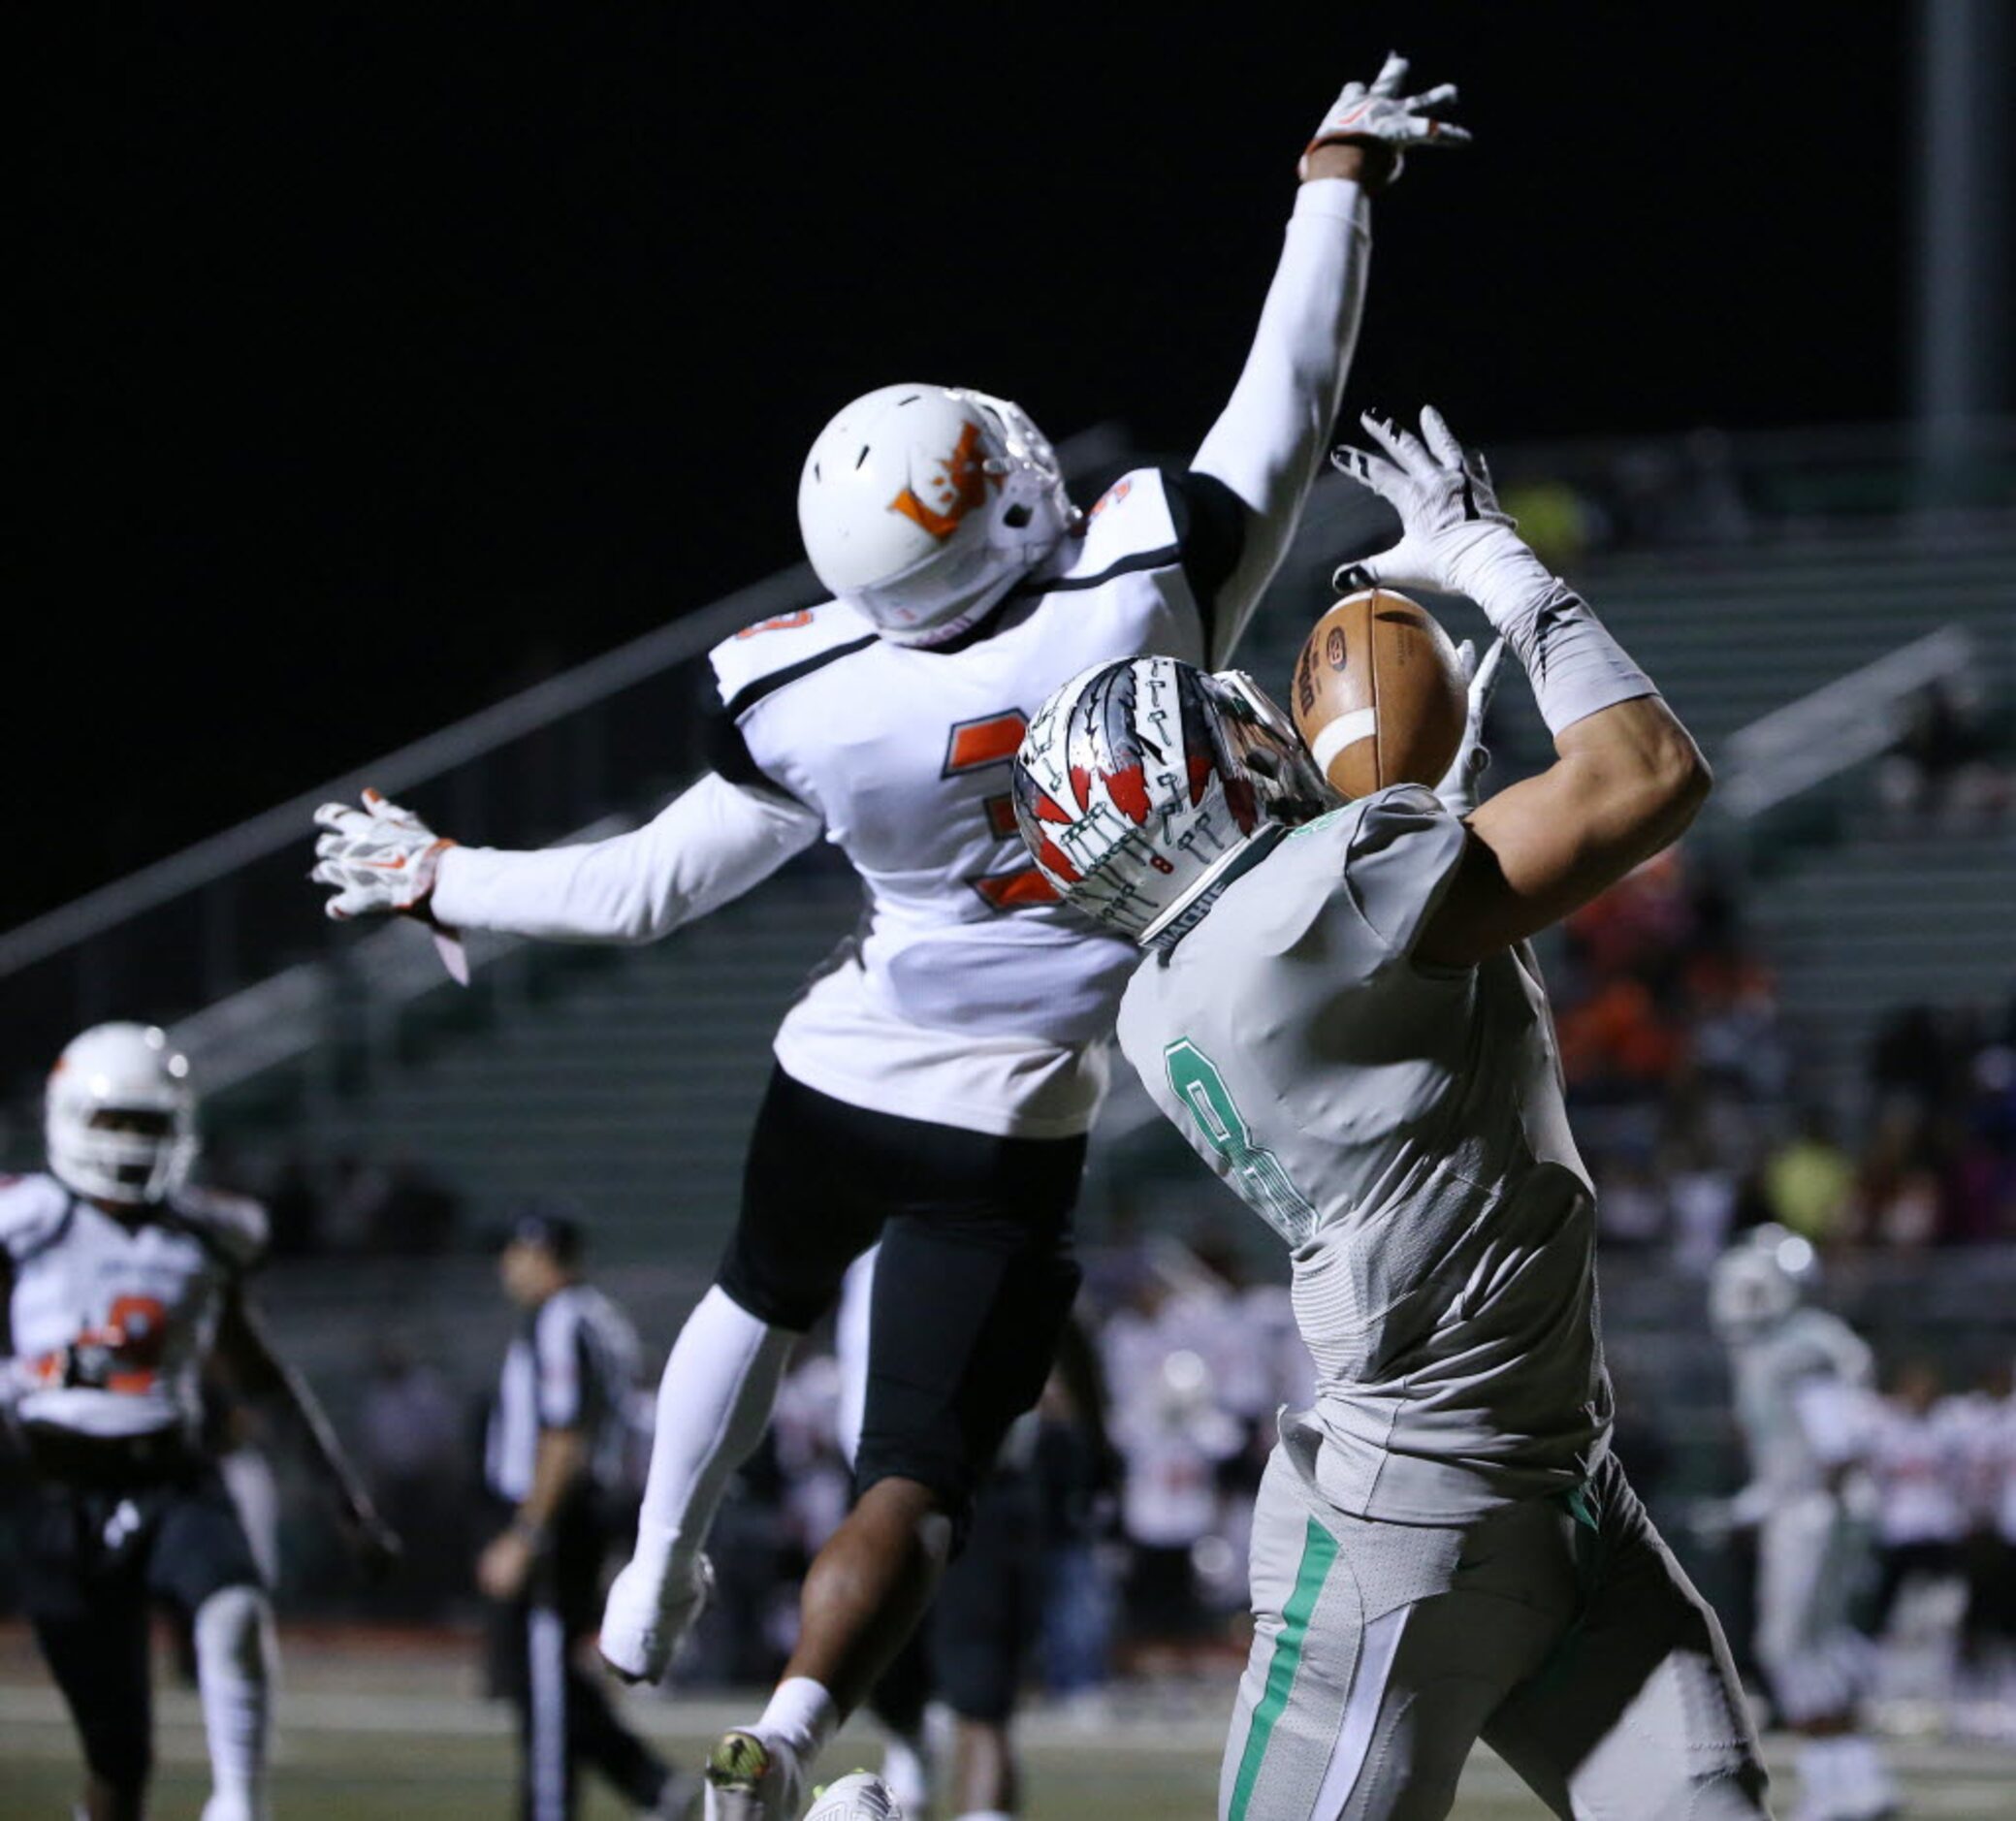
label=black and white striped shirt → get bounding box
[484,1284,640,1502]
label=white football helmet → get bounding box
[46,1022,196,1206]
[1709,1223,1818,1340]
[797,383,1079,647]
[1013,656,1338,950]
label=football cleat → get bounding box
[598,1549,715,1685]
[703,1729,805,1820]
[807,1772,906,1820]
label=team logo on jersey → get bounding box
[1088,476,1133,520]
[889,421,996,540]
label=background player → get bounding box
[0,1022,397,1821]
[311,53,1467,1820]
[1012,405,1768,1818]
[1712,1225,1899,1821]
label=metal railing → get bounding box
[0,565,821,1102]
[1718,624,1981,819]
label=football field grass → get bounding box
[3,1625,2015,1819]
[7,1679,2016,1819]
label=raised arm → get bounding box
[1191,55,1467,666]
[312,771,822,947]
[1335,406,1711,969]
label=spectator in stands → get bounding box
[1949,1041,2016,1243]
[1876,680,2006,835]
[368,1152,461,1257]
[1106,1340,1241,1645]
[1961,1362,2016,1720]
[1761,1106,1857,1248]
[1871,1005,1962,1113]
[359,1339,467,1618]
[1032,1349,1117,1705]
[1866,1359,1971,1644]
[1594,1151,1669,1250]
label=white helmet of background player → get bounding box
[46,1022,196,1206]
[797,383,1079,647]
[1012,655,1338,951]
[1709,1223,1819,1340]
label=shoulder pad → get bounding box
[169,1185,270,1270]
[709,600,877,719]
[1057,468,1181,583]
[0,1173,71,1260]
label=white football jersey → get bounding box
[1867,1396,1972,1547]
[1117,787,1610,1525]
[1727,1306,1874,1502]
[1968,1394,2016,1542]
[1,1171,266,1441]
[712,467,1218,1137]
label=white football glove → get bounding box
[1330,406,1553,629]
[1434,637,1507,817]
[311,789,455,920]
[1298,52,1471,183]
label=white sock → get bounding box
[194,1586,273,1821]
[880,1735,931,1809]
[953,1811,1014,1821]
[757,1676,838,1762]
[1830,1734,1895,1809]
[632,1286,793,1573]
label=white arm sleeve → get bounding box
[1192,178,1371,664]
[430,771,822,944]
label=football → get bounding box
[1290,588,1467,799]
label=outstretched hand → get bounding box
[1300,53,1470,190]
[311,788,455,921]
[1322,405,1523,613]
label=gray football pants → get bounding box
[1222,1432,1770,1821]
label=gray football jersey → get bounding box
[1727,1306,1873,1500]
[1116,784,1612,1524]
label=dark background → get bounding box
[19,6,1917,929]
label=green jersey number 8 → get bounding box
[1164,1038,1317,1245]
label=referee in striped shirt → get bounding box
[480,1206,686,1820]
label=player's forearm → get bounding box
[226,1301,374,1513]
[431,771,820,943]
[1191,178,1371,662]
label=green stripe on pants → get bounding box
[1230,1516,1339,1821]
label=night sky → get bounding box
[20,7,1913,932]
